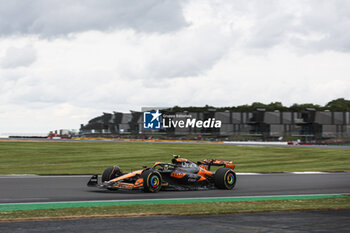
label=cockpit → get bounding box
[178,161,198,168]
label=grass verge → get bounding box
[1,196,349,221]
[0,141,349,174]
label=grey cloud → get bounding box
[112,25,234,82]
[245,0,350,52]
[290,0,350,52]
[148,28,232,79]
[0,0,187,37]
[1,46,37,68]
[249,14,294,48]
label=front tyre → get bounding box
[142,170,162,193]
[101,165,122,182]
[215,168,236,190]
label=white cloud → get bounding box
[0,103,98,133]
[1,45,37,68]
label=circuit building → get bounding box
[80,109,350,139]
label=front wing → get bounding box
[87,175,144,191]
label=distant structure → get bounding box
[80,108,350,140]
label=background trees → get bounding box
[166,98,350,112]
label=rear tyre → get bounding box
[101,165,122,182]
[215,168,236,190]
[142,170,162,193]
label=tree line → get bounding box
[167,98,350,112]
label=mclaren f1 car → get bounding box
[87,155,237,192]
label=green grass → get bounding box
[1,196,349,221]
[0,141,349,174]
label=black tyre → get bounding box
[215,168,236,190]
[142,170,162,193]
[101,165,122,182]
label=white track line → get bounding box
[289,172,328,174]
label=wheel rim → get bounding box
[226,173,234,185]
[150,175,160,189]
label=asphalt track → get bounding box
[0,173,349,204]
[1,210,349,233]
[1,173,349,233]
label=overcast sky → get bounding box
[1,0,349,134]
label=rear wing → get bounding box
[198,159,235,170]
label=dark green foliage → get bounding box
[325,98,350,111]
[165,98,349,112]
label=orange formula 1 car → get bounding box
[87,155,236,192]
